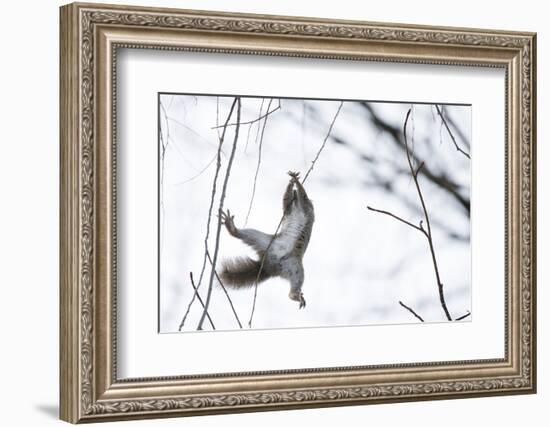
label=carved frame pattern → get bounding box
[60,2,536,423]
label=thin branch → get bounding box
[244,120,254,153]
[455,311,471,321]
[178,98,239,331]
[301,100,308,168]
[292,110,467,240]
[248,216,285,328]
[402,109,453,321]
[368,109,453,321]
[206,250,243,328]
[367,206,425,234]
[215,96,221,140]
[302,101,344,183]
[399,301,425,322]
[388,185,469,242]
[159,101,169,261]
[166,94,175,111]
[165,115,221,151]
[188,272,215,330]
[442,106,471,150]
[245,98,275,226]
[249,99,265,153]
[212,104,281,129]
[435,105,471,159]
[410,104,416,156]
[198,97,242,330]
[360,102,470,213]
[414,161,425,178]
[173,154,218,186]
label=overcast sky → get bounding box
[158,94,472,333]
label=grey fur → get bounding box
[220,256,273,288]
[220,172,314,308]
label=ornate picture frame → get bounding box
[60,2,536,423]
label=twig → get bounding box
[367,206,425,233]
[455,311,471,321]
[297,106,466,239]
[442,107,471,150]
[165,114,221,151]
[245,98,275,226]
[178,98,239,331]
[435,105,471,159]
[188,272,215,330]
[174,153,218,186]
[360,102,470,213]
[302,101,344,183]
[206,250,243,328]
[215,96,221,140]
[402,109,453,321]
[414,161,425,178]
[399,301,425,322]
[410,104,416,156]
[368,109,453,321]
[159,101,169,260]
[197,97,242,330]
[212,104,281,129]
[301,101,308,168]
[244,120,254,153]
[248,216,285,328]
[244,99,263,153]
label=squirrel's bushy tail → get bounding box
[219,256,273,289]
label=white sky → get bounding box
[159,95,471,333]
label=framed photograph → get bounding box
[60,2,537,423]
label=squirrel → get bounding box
[219,171,314,309]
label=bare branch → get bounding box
[366,206,426,234]
[245,98,274,226]
[455,311,471,321]
[198,97,242,330]
[244,120,254,153]
[368,109,454,321]
[301,100,308,168]
[248,216,285,328]
[159,101,169,261]
[360,102,470,213]
[178,98,239,331]
[402,109,453,321]
[188,272,215,330]
[435,105,471,159]
[206,250,243,328]
[212,104,281,129]
[165,114,221,151]
[244,99,264,153]
[173,153,217,186]
[414,161,425,178]
[441,106,471,149]
[302,101,344,184]
[399,300,425,322]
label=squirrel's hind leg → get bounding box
[284,260,306,309]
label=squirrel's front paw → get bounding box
[220,209,238,236]
[287,170,300,182]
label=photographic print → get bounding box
[159,94,472,333]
